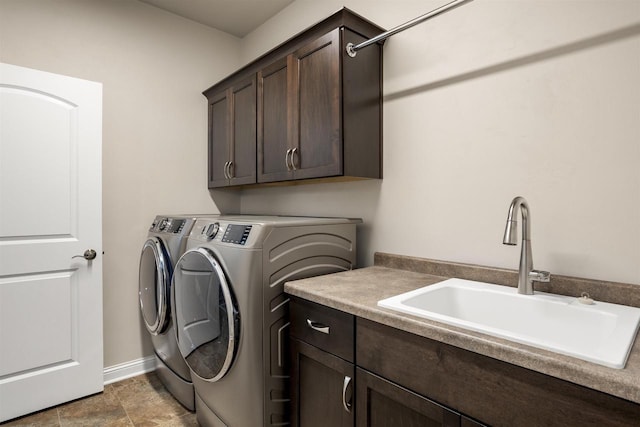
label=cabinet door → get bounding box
[207,89,230,188]
[258,56,292,183]
[291,339,354,427]
[356,368,460,427]
[290,28,342,180]
[229,75,256,186]
[461,416,485,427]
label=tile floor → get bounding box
[1,372,198,427]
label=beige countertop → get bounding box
[284,261,640,404]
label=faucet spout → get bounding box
[502,196,550,295]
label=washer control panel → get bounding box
[195,220,258,246]
[221,224,252,245]
[198,222,253,246]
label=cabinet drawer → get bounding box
[290,297,354,362]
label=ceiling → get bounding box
[138,0,294,38]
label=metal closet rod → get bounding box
[345,0,475,57]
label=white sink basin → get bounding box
[378,278,640,369]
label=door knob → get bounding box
[72,249,97,260]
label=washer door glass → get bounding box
[138,237,171,335]
[173,247,239,382]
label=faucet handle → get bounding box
[530,270,551,283]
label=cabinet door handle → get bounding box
[291,147,298,171]
[342,375,352,413]
[306,319,329,334]
[227,161,234,179]
[223,161,229,179]
[285,149,293,171]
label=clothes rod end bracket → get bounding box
[345,42,358,58]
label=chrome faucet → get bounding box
[502,196,550,294]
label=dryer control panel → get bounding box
[150,217,186,234]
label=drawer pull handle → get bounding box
[342,375,352,413]
[306,319,330,334]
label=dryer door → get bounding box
[139,237,171,335]
[173,247,239,382]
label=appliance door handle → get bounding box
[306,319,329,334]
[342,375,352,413]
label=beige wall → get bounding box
[238,0,640,285]
[1,0,638,371]
[0,0,240,367]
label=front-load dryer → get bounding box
[138,215,217,410]
[172,215,359,427]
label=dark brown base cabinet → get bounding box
[290,294,356,427]
[355,368,473,427]
[290,297,484,427]
[290,297,640,427]
[291,339,355,427]
[204,9,384,189]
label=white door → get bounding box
[0,63,103,422]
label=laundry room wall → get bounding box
[237,0,640,285]
[0,0,241,368]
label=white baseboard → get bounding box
[103,355,156,385]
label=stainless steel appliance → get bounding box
[139,215,217,410]
[172,215,358,426]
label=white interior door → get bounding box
[0,63,103,422]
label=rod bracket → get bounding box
[344,0,473,59]
[345,42,357,58]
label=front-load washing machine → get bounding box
[172,215,359,426]
[138,215,217,410]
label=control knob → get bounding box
[205,222,220,240]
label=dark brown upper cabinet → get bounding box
[204,8,384,189]
[207,74,257,188]
[256,56,290,183]
[258,29,342,183]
